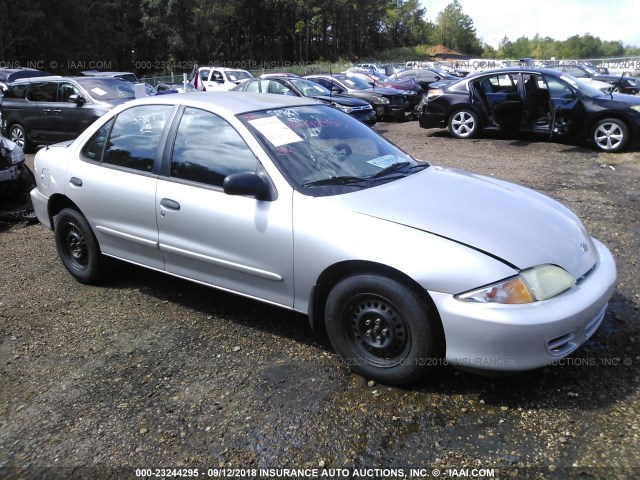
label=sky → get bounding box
[421,0,640,49]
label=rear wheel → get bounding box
[325,274,443,385]
[591,118,628,152]
[448,109,479,139]
[55,208,106,284]
[8,124,32,153]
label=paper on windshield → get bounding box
[248,116,303,147]
[367,155,400,169]
[91,87,108,96]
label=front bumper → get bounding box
[30,187,51,228]
[430,238,617,372]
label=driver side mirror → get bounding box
[68,94,86,105]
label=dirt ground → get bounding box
[1,122,639,480]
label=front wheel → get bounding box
[591,117,628,152]
[325,274,443,385]
[55,208,106,284]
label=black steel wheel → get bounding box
[325,274,443,385]
[55,208,106,284]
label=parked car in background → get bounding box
[30,93,616,385]
[551,64,639,95]
[0,68,51,92]
[346,70,422,114]
[418,67,640,152]
[393,68,459,91]
[231,76,376,125]
[192,67,253,91]
[0,76,137,152]
[81,70,139,83]
[305,74,408,120]
[153,82,197,94]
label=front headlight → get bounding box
[426,88,443,100]
[331,102,353,114]
[456,264,576,304]
[627,79,637,86]
[373,96,390,104]
[631,105,640,113]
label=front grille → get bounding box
[388,95,406,106]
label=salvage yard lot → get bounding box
[1,122,639,479]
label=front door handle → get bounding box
[69,177,82,187]
[160,198,180,210]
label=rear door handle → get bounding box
[160,198,180,210]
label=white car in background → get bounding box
[193,67,253,91]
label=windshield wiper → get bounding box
[303,175,369,187]
[371,161,411,178]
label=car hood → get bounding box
[361,86,406,96]
[312,94,370,107]
[335,166,597,278]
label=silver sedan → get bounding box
[30,93,616,385]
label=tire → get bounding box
[591,117,629,152]
[55,208,106,284]
[325,274,443,385]
[447,109,479,139]
[8,124,32,153]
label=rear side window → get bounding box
[28,82,57,102]
[81,118,114,161]
[101,105,172,172]
[4,84,29,99]
[170,107,257,187]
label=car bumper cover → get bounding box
[429,238,617,372]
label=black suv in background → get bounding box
[0,76,137,152]
[552,64,639,95]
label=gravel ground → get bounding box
[1,123,639,480]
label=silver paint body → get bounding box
[31,93,616,372]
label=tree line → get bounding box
[0,0,638,76]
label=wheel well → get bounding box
[309,260,445,350]
[47,194,83,230]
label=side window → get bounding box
[6,84,29,99]
[212,71,223,83]
[170,107,257,187]
[103,105,172,172]
[58,82,81,102]
[544,76,575,100]
[81,118,114,161]
[28,82,57,102]
[199,69,210,81]
[245,80,259,93]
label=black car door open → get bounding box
[541,74,583,137]
[472,74,523,130]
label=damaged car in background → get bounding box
[0,136,35,220]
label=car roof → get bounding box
[466,67,566,78]
[128,91,320,115]
[9,75,134,84]
[0,68,51,81]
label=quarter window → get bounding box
[170,107,257,187]
[102,105,172,172]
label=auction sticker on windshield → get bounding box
[248,117,303,147]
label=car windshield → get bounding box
[238,105,424,196]
[338,76,372,90]
[224,70,252,82]
[76,78,136,100]
[288,78,331,96]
